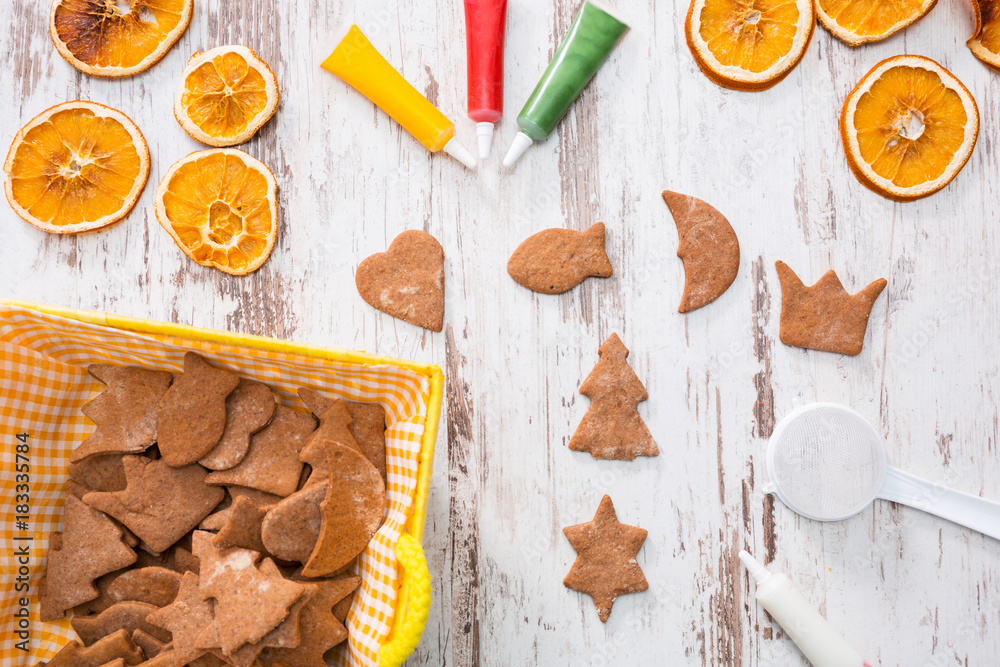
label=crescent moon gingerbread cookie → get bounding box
[662,190,740,313]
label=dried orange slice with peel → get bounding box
[817,0,937,45]
[155,149,278,276]
[49,0,193,77]
[175,45,280,147]
[4,101,150,234]
[968,0,1000,69]
[685,0,815,91]
[841,56,979,202]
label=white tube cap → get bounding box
[503,132,533,168]
[476,122,495,160]
[738,550,770,584]
[443,137,477,170]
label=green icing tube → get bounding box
[503,1,629,167]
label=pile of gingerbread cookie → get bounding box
[38,352,388,667]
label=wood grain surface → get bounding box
[3,0,1000,665]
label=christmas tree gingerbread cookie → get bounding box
[569,333,658,461]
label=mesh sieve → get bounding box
[766,403,887,521]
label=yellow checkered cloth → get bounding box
[0,304,436,666]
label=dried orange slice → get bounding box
[841,56,979,201]
[174,46,280,147]
[685,0,815,90]
[817,0,937,45]
[968,0,1000,69]
[4,101,149,234]
[49,0,193,78]
[155,149,278,275]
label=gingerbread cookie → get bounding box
[71,365,173,462]
[507,222,613,294]
[83,456,224,553]
[65,478,91,499]
[775,261,887,356]
[563,495,649,623]
[72,601,172,646]
[259,575,360,666]
[355,229,445,331]
[41,629,144,667]
[131,629,169,659]
[662,190,740,313]
[157,353,240,467]
[299,388,387,483]
[138,654,226,667]
[132,549,166,571]
[69,453,128,492]
[260,482,326,563]
[40,496,137,621]
[201,505,235,532]
[199,379,276,471]
[146,572,215,665]
[72,570,118,615]
[75,566,182,615]
[344,402,388,482]
[160,544,201,575]
[192,531,305,655]
[105,567,181,610]
[228,485,285,507]
[299,399,358,485]
[333,592,354,623]
[213,495,270,553]
[569,333,658,461]
[197,564,313,667]
[200,489,234,529]
[205,405,317,497]
[302,441,385,577]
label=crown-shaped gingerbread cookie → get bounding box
[775,261,887,356]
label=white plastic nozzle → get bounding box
[738,550,770,584]
[476,122,495,160]
[443,137,477,170]
[503,132,533,168]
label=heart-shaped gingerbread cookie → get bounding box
[355,230,445,331]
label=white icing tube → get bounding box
[740,551,871,667]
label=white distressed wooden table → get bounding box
[3,0,1000,665]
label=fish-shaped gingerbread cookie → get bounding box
[507,222,613,294]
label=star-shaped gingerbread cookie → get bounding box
[259,575,360,666]
[145,571,214,665]
[563,495,648,623]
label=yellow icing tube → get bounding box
[322,25,477,169]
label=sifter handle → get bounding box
[877,466,1000,541]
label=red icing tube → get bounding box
[465,0,508,159]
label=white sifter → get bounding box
[763,402,1000,539]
